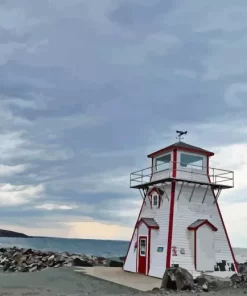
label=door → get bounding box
[196,226,215,271]
[138,236,147,274]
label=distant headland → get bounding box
[0,229,29,238]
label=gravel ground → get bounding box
[0,267,141,296]
[0,267,247,296]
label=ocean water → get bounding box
[0,237,247,263]
[0,237,129,258]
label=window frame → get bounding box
[153,195,158,207]
[179,152,205,171]
[139,238,147,257]
[154,153,172,172]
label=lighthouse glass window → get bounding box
[155,153,171,171]
[140,239,146,256]
[153,195,158,207]
[180,153,203,170]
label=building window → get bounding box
[153,195,158,207]
[155,154,171,171]
[180,153,203,170]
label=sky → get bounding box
[1,0,247,246]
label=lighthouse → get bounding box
[123,132,238,278]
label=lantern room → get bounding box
[130,141,234,191]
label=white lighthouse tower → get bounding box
[123,132,239,278]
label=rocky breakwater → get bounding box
[150,264,247,294]
[0,246,124,273]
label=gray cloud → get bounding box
[0,0,247,236]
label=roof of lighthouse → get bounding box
[147,141,214,158]
[187,219,218,231]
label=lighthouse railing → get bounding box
[130,161,234,189]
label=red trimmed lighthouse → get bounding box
[123,132,238,278]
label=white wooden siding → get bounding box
[138,223,148,236]
[124,229,137,272]
[196,225,215,271]
[151,169,171,182]
[171,183,236,278]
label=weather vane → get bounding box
[176,130,187,141]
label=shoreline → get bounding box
[0,246,247,295]
[0,245,125,273]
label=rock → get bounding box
[19,255,28,262]
[0,245,125,274]
[97,256,106,264]
[41,256,48,262]
[37,261,44,269]
[12,251,23,261]
[23,248,33,255]
[26,256,36,265]
[54,254,65,264]
[0,257,9,265]
[47,255,55,267]
[29,265,38,272]
[72,257,93,267]
[195,274,231,291]
[108,260,124,267]
[238,262,247,274]
[3,262,11,272]
[152,287,160,292]
[230,273,242,284]
[202,283,208,292]
[18,265,29,272]
[60,252,70,258]
[8,266,16,272]
[161,267,194,291]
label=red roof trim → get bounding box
[187,219,218,232]
[148,146,214,158]
[147,186,164,197]
[137,218,159,230]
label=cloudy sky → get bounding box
[1,0,247,246]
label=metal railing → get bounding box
[130,161,234,188]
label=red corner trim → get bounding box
[166,182,176,268]
[136,228,139,272]
[194,230,197,270]
[166,181,176,268]
[148,228,151,274]
[166,149,177,268]
[172,149,177,178]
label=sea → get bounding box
[0,237,247,263]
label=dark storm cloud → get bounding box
[0,0,247,231]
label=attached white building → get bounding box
[123,141,238,278]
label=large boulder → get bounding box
[161,267,194,291]
[195,274,231,291]
[238,262,247,274]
